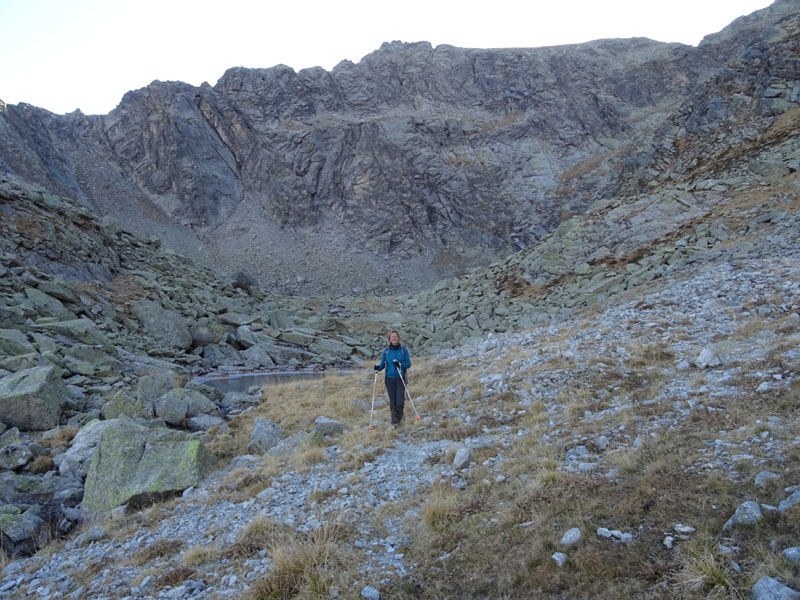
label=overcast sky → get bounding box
[0,0,775,115]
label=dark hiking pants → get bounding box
[385,377,405,424]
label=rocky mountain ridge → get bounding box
[1,0,797,294]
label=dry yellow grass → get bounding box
[421,483,463,534]
[38,427,78,449]
[125,538,185,567]
[181,544,221,567]
[244,520,356,600]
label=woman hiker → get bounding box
[374,330,411,427]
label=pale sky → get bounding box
[0,0,775,115]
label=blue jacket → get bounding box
[377,345,410,379]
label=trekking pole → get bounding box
[367,371,378,429]
[394,363,421,420]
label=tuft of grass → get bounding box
[39,427,78,449]
[153,566,196,590]
[227,517,294,559]
[181,545,221,567]
[245,521,355,600]
[126,539,185,566]
[27,455,55,474]
[421,483,463,534]
[674,535,745,598]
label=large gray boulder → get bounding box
[723,501,764,530]
[23,287,76,320]
[0,365,67,430]
[308,337,353,360]
[82,418,217,515]
[241,344,276,368]
[131,299,192,350]
[313,416,347,436]
[189,318,225,346]
[0,329,35,356]
[35,319,115,352]
[61,344,121,378]
[0,505,46,557]
[154,388,219,427]
[137,371,186,404]
[58,419,117,479]
[184,381,224,404]
[752,577,800,600]
[0,443,34,471]
[100,390,155,420]
[186,414,226,432]
[778,490,800,513]
[247,418,282,454]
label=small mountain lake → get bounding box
[191,370,351,394]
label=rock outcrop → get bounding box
[1,0,796,294]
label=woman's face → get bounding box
[389,332,399,344]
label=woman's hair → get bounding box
[388,330,401,343]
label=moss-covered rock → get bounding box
[0,329,35,356]
[82,418,217,515]
[154,388,218,426]
[35,319,116,353]
[131,299,192,350]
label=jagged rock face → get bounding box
[0,1,798,293]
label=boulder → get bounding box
[278,329,315,347]
[61,344,121,378]
[0,444,34,471]
[308,337,353,360]
[220,313,259,326]
[82,418,217,515]
[131,299,192,350]
[101,390,155,420]
[186,414,226,432]
[201,344,243,369]
[23,287,75,321]
[189,317,225,347]
[0,352,45,372]
[241,344,276,368]
[0,329,35,356]
[137,371,186,404]
[184,381,224,404]
[58,419,117,479]
[0,505,46,557]
[248,418,282,453]
[267,430,321,457]
[35,319,115,352]
[219,391,261,412]
[116,348,181,376]
[778,490,800,513]
[253,342,313,366]
[0,365,67,430]
[313,416,347,436]
[36,279,78,304]
[0,470,80,504]
[73,525,107,548]
[751,577,800,600]
[154,388,219,426]
[783,548,800,564]
[694,348,721,369]
[453,446,472,469]
[723,500,764,530]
